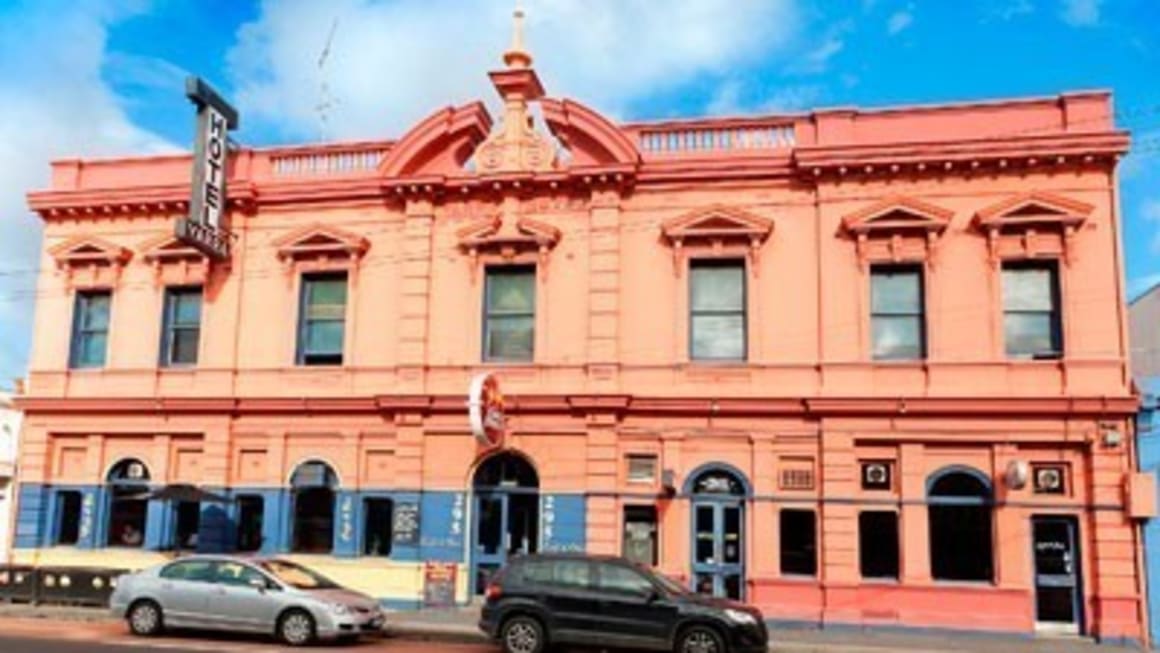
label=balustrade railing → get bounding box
[269,147,387,176]
[638,123,796,155]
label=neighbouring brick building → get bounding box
[11,14,1155,643]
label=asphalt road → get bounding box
[0,634,498,653]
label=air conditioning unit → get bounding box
[862,462,890,489]
[1035,466,1064,493]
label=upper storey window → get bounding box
[870,265,925,361]
[1002,261,1061,359]
[70,290,111,369]
[690,260,746,362]
[297,273,348,366]
[160,287,202,367]
[484,266,536,362]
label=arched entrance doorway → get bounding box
[106,459,150,547]
[290,460,338,554]
[926,466,993,582]
[471,451,539,594]
[687,465,749,600]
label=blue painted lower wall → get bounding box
[13,483,586,570]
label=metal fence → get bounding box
[0,566,128,607]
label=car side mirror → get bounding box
[248,577,268,592]
[644,589,662,603]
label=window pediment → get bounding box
[139,234,207,264]
[661,205,773,276]
[457,215,562,281]
[49,235,132,269]
[138,234,212,286]
[841,196,953,267]
[273,224,370,263]
[49,235,132,287]
[974,191,1092,231]
[973,191,1093,266]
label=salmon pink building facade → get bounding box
[11,27,1155,643]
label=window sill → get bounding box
[859,576,901,585]
[777,574,819,582]
[929,579,997,588]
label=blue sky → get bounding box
[0,0,1158,387]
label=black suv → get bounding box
[479,553,767,653]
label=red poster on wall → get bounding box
[423,562,458,608]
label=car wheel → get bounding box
[500,615,545,653]
[677,625,726,653]
[127,600,163,637]
[278,609,316,647]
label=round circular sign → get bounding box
[468,373,506,448]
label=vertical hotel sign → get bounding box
[175,76,239,260]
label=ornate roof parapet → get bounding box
[472,8,557,175]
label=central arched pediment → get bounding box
[378,102,493,177]
[540,98,640,169]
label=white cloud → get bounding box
[706,80,821,116]
[887,9,914,35]
[1061,0,1102,26]
[985,0,1035,21]
[0,2,175,383]
[227,0,802,142]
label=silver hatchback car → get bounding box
[110,555,384,646]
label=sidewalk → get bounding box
[0,603,1135,653]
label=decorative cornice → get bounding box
[16,393,1139,418]
[794,131,1129,180]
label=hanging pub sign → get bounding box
[468,372,506,448]
[175,76,238,260]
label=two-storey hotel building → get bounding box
[11,25,1154,643]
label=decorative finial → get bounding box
[503,4,533,69]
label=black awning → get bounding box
[133,484,230,504]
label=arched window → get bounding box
[928,467,993,582]
[290,461,338,554]
[106,459,150,548]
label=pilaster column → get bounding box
[586,188,622,390]
[820,430,858,624]
[398,199,435,392]
[584,413,618,554]
[898,443,929,583]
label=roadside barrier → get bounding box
[0,565,128,606]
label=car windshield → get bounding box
[637,564,689,596]
[257,560,339,590]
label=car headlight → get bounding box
[327,603,351,615]
[724,608,757,625]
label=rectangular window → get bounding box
[160,287,202,366]
[235,495,264,552]
[780,509,817,576]
[859,511,900,579]
[690,260,746,361]
[297,273,348,366]
[1003,262,1061,359]
[870,265,925,360]
[622,505,658,567]
[363,498,394,557]
[55,491,82,545]
[69,291,111,369]
[174,501,201,550]
[626,455,657,484]
[483,266,535,362]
